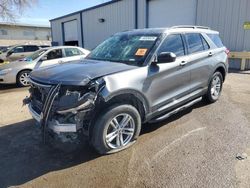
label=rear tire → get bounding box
[17,70,31,87]
[91,104,141,154]
[204,72,223,103]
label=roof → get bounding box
[117,26,218,35]
[0,22,50,28]
[118,28,167,35]
[50,0,121,22]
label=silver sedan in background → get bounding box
[0,46,90,87]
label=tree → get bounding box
[0,0,37,21]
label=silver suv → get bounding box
[0,44,42,63]
[25,26,228,154]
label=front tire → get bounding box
[204,71,223,103]
[91,104,141,154]
[17,70,31,87]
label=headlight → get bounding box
[56,90,96,114]
[0,68,12,75]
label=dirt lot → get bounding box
[0,72,250,188]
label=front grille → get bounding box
[29,78,52,113]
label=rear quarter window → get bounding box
[207,34,224,48]
[24,45,39,52]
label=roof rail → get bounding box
[171,25,210,30]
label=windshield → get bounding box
[87,33,159,65]
[24,49,47,61]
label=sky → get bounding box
[16,0,110,26]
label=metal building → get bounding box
[0,22,51,46]
[50,0,250,55]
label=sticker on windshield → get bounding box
[139,36,157,41]
[135,48,148,56]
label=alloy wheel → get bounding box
[19,72,30,86]
[105,113,135,149]
[210,75,221,100]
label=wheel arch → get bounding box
[103,90,149,121]
[214,65,226,81]
[207,63,226,86]
[16,69,32,81]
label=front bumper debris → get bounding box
[24,78,104,143]
[28,103,78,133]
[25,80,98,134]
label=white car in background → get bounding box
[0,46,90,87]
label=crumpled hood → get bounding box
[30,59,137,85]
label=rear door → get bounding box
[24,45,39,55]
[146,34,191,112]
[184,33,212,92]
[62,48,86,63]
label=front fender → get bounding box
[99,87,150,115]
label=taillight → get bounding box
[225,48,230,56]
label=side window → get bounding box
[185,33,204,54]
[201,36,210,50]
[46,49,63,60]
[64,48,83,57]
[13,46,24,53]
[158,34,185,56]
[24,45,39,52]
[207,34,224,48]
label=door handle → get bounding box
[208,52,213,57]
[180,61,187,66]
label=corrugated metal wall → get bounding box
[50,0,250,54]
[148,0,197,27]
[196,0,250,51]
[137,0,147,29]
[51,13,83,46]
[82,0,135,49]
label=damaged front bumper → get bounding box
[25,78,104,137]
[28,103,78,133]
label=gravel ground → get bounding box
[0,71,249,188]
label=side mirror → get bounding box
[157,52,176,63]
[39,55,47,61]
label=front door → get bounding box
[144,34,191,112]
[38,49,64,68]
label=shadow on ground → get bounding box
[0,84,17,90]
[141,99,209,135]
[0,84,28,94]
[229,69,250,75]
[0,119,100,187]
[0,100,208,187]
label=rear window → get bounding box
[207,34,224,48]
[201,36,210,50]
[65,48,83,57]
[24,45,39,52]
[185,33,204,54]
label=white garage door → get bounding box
[63,20,78,42]
[148,0,197,28]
